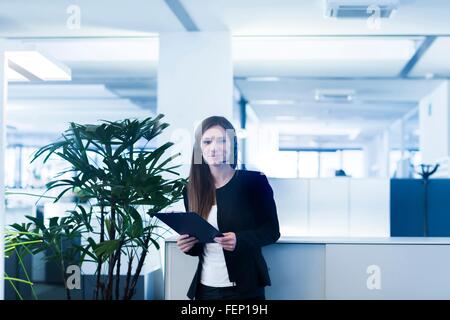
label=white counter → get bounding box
[164,236,450,300]
[166,235,450,245]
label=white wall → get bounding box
[269,177,390,237]
[0,43,7,300]
[349,179,390,236]
[309,179,350,236]
[363,130,390,178]
[269,179,309,235]
[419,81,450,164]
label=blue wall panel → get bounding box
[390,179,425,236]
[391,179,450,237]
[428,180,450,236]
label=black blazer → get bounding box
[182,169,280,300]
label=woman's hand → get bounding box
[177,234,199,253]
[214,232,236,251]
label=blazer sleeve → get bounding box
[181,186,203,257]
[234,173,281,255]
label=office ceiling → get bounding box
[2,0,450,37]
[7,39,159,137]
[236,78,437,148]
[411,37,450,77]
[0,1,183,37]
[3,0,450,148]
[183,0,450,36]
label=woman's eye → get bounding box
[202,140,211,145]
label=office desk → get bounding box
[164,236,450,299]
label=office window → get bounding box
[389,150,401,177]
[298,151,319,178]
[342,150,364,178]
[5,144,158,189]
[409,150,422,178]
[389,149,422,178]
[274,149,365,178]
[5,147,18,187]
[319,151,340,177]
[21,147,44,188]
[411,151,421,166]
[20,147,72,188]
[266,151,298,178]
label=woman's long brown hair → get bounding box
[187,116,238,219]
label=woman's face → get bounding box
[200,125,232,166]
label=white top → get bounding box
[200,205,235,287]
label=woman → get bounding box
[176,115,280,300]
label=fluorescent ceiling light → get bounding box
[233,37,416,61]
[7,50,71,81]
[250,99,296,105]
[245,77,281,82]
[30,38,159,62]
[315,89,355,102]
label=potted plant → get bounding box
[4,229,42,300]
[10,115,186,300]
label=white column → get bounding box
[363,130,390,178]
[0,41,7,300]
[419,81,450,165]
[381,130,390,177]
[157,32,233,178]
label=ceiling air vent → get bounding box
[325,0,398,19]
[315,89,355,103]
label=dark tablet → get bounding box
[153,211,223,243]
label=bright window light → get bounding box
[342,150,364,178]
[266,151,298,178]
[233,37,417,61]
[319,151,340,177]
[7,51,71,81]
[298,151,319,178]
